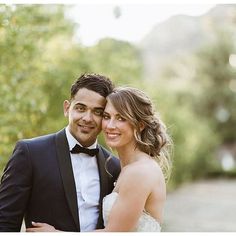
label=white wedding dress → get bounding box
[102,192,161,232]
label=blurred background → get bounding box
[0,3,236,231]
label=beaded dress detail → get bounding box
[103,192,161,232]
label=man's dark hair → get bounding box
[70,73,114,99]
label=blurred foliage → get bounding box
[86,38,143,85]
[146,84,220,189]
[158,26,236,188]
[0,4,76,170]
[194,29,236,143]
[1,4,235,189]
[0,4,143,172]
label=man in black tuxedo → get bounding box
[0,73,120,232]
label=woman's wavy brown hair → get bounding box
[107,87,172,181]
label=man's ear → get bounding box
[63,100,70,117]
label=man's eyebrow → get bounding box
[74,102,104,110]
[94,107,105,110]
[74,102,85,106]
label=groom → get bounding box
[0,73,120,232]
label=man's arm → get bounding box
[0,141,32,232]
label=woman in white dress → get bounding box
[98,87,172,232]
[27,87,172,232]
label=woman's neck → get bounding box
[116,145,147,168]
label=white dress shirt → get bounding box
[65,127,100,232]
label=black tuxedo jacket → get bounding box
[0,129,120,232]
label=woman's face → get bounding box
[102,100,136,149]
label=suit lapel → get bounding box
[55,129,80,231]
[96,146,109,228]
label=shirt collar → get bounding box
[65,126,97,151]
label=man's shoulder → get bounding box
[18,129,65,146]
[20,133,54,145]
[99,145,120,170]
[99,145,115,159]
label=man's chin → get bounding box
[77,135,98,146]
[79,126,94,133]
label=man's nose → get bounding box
[82,110,93,122]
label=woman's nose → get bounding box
[106,119,116,129]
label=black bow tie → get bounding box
[70,144,99,156]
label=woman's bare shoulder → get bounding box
[119,157,164,191]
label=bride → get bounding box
[26,87,172,232]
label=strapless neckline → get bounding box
[103,191,161,232]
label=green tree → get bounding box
[146,84,219,189]
[194,30,236,143]
[87,38,143,85]
[0,4,79,171]
[0,5,144,173]
[146,28,236,187]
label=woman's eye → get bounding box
[117,116,126,121]
[103,114,110,120]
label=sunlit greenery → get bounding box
[194,29,236,143]
[1,4,235,188]
[0,4,143,172]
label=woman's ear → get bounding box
[139,122,145,132]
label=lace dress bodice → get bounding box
[102,192,161,232]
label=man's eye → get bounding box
[76,106,85,112]
[93,109,103,116]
